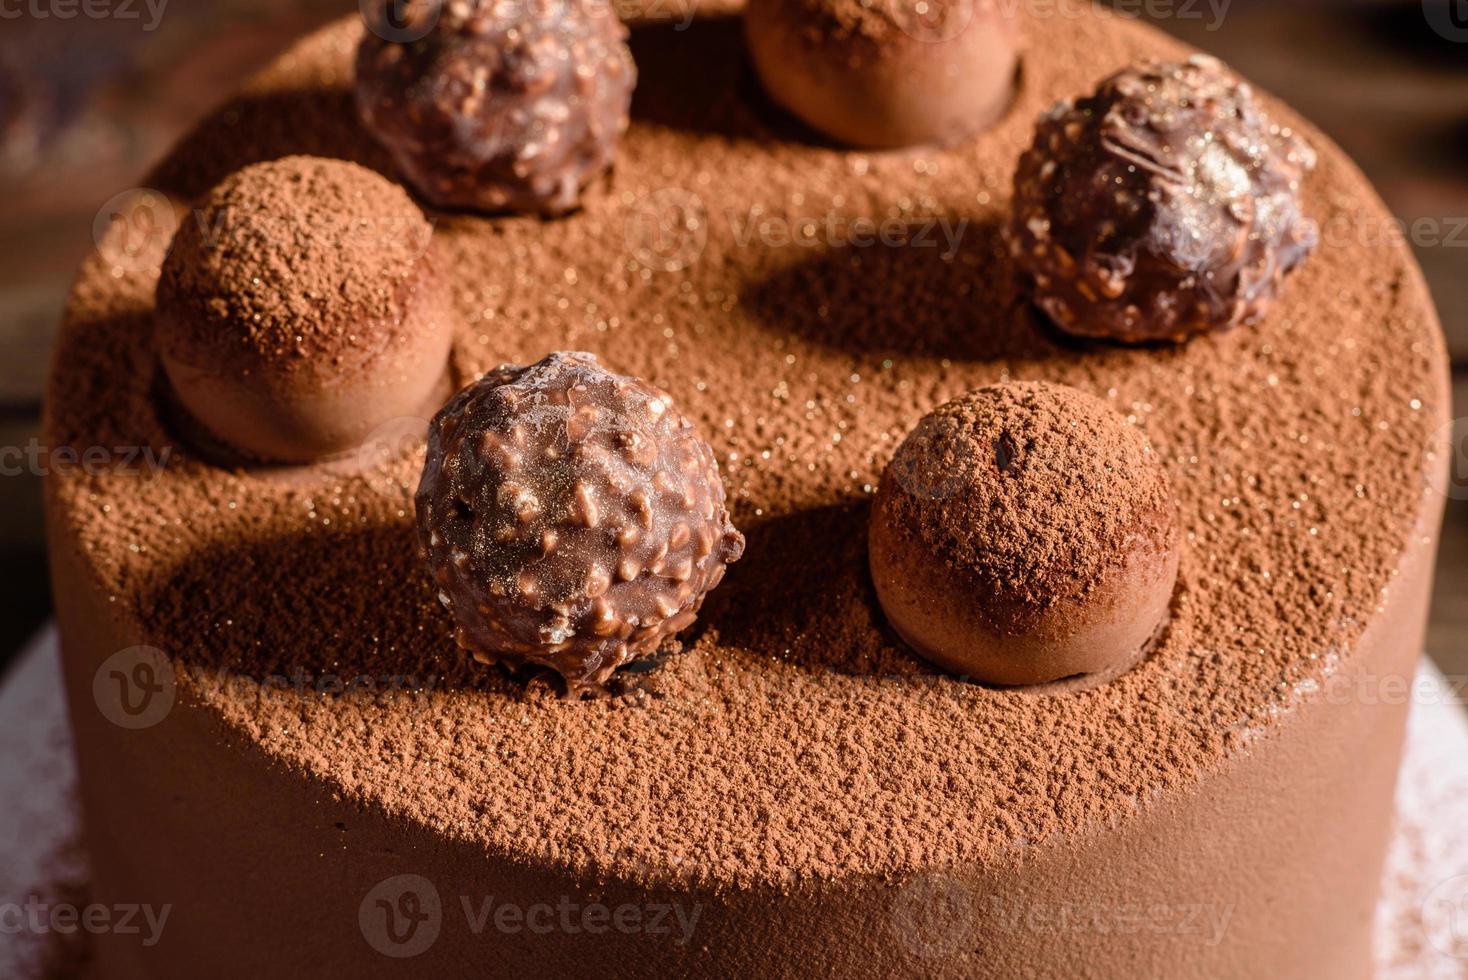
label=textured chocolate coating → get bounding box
[869,382,1179,686]
[744,0,1018,149]
[1008,55,1317,343]
[416,352,744,694]
[155,155,453,462]
[355,0,636,216]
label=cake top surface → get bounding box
[47,2,1447,889]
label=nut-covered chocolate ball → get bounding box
[744,0,1018,149]
[355,0,636,216]
[415,352,744,694]
[869,382,1179,687]
[156,156,453,463]
[1008,56,1317,343]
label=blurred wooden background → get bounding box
[0,0,1463,687]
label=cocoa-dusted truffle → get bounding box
[355,0,635,216]
[155,155,453,463]
[1007,55,1317,343]
[744,0,1018,149]
[869,382,1179,687]
[415,351,744,694]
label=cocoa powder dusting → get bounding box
[156,155,434,381]
[47,5,1447,892]
[883,380,1175,628]
[781,0,995,52]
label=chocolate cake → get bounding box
[44,2,1449,978]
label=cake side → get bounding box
[43,2,1451,977]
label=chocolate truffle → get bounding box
[1007,55,1317,343]
[869,382,1179,687]
[355,0,636,216]
[415,351,744,694]
[744,0,1018,149]
[155,156,453,463]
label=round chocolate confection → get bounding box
[870,382,1178,687]
[355,0,636,215]
[47,5,1450,979]
[1008,55,1318,343]
[155,155,453,462]
[416,351,743,694]
[744,0,1018,148]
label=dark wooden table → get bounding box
[0,1,1464,688]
